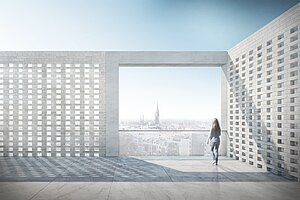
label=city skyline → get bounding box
[119,102,218,122]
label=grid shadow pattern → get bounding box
[0,157,292,182]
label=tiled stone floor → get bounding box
[0,157,299,200]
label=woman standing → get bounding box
[206,118,221,165]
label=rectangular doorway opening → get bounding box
[119,66,221,156]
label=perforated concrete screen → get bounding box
[0,52,106,157]
[226,4,300,181]
[0,51,228,158]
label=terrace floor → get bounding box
[0,156,299,200]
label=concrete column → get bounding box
[220,64,229,156]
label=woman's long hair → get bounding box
[212,118,221,133]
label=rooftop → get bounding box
[0,157,298,200]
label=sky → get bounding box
[0,0,299,120]
[119,67,221,120]
[0,0,298,51]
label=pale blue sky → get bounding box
[119,67,221,120]
[0,0,298,120]
[0,0,298,50]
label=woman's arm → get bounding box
[206,129,212,144]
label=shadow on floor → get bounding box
[0,157,293,182]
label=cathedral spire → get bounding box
[155,102,159,125]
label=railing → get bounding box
[119,129,227,156]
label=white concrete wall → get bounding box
[0,52,106,157]
[227,3,300,181]
[105,51,228,156]
[0,51,228,157]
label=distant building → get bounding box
[155,103,160,125]
[179,139,190,156]
[139,114,145,125]
[191,133,205,156]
